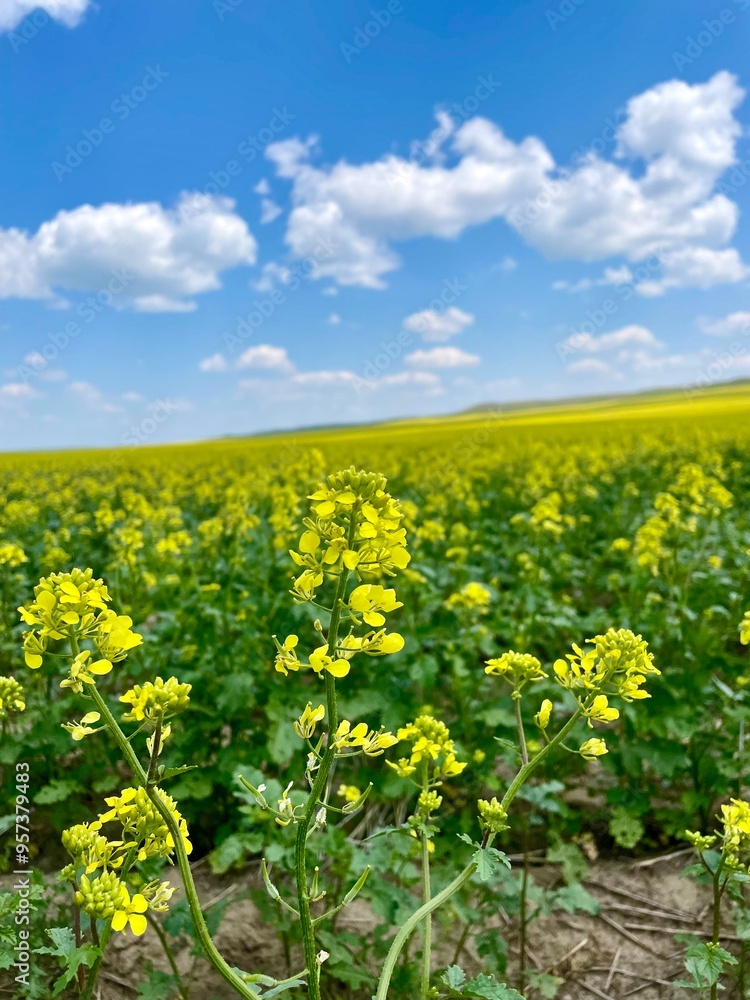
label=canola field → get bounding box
[3,385,750,998]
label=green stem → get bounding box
[420,829,432,999]
[375,704,585,1000]
[294,510,356,1000]
[710,852,727,1000]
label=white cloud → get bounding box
[290,370,361,388]
[68,381,123,414]
[21,351,67,382]
[236,344,294,372]
[199,353,229,373]
[0,382,39,405]
[699,311,750,337]
[254,179,271,195]
[553,265,633,293]
[635,246,749,296]
[122,391,144,402]
[266,72,747,295]
[402,306,475,342]
[253,261,292,292]
[496,256,517,272]
[328,312,341,325]
[0,193,257,312]
[404,346,480,368]
[564,325,661,354]
[260,199,283,224]
[0,0,91,32]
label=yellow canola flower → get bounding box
[348,584,403,626]
[294,702,325,739]
[534,699,553,730]
[585,695,619,727]
[579,737,608,760]
[740,611,750,646]
[62,711,102,742]
[59,651,113,693]
[333,720,398,756]
[338,784,362,804]
[309,644,351,679]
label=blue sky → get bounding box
[2,0,750,450]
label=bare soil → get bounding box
[90,848,731,1000]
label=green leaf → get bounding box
[547,840,588,885]
[473,846,511,882]
[159,764,199,782]
[443,965,467,989]
[34,779,82,805]
[553,883,600,915]
[525,970,565,999]
[609,806,645,850]
[136,968,179,1000]
[465,973,525,998]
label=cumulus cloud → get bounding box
[199,353,229,373]
[200,344,294,374]
[0,194,257,312]
[402,305,474,342]
[0,0,91,32]
[266,72,747,295]
[404,346,480,368]
[0,382,39,406]
[260,199,283,224]
[236,344,294,372]
[564,325,661,354]
[699,311,750,337]
[68,381,124,414]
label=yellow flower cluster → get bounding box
[0,676,25,721]
[290,468,410,599]
[18,568,142,678]
[0,541,27,568]
[388,714,466,782]
[75,872,150,936]
[445,581,491,612]
[120,676,192,725]
[720,799,750,870]
[553,628,659,702]
[92,787,192,861]
[485,651,547,690]
[740,611,750,645]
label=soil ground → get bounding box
[83,848,731,1000]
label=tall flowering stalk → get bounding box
[18,569,264,1000]
[267,468,409,999]
[374,628,660,998]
